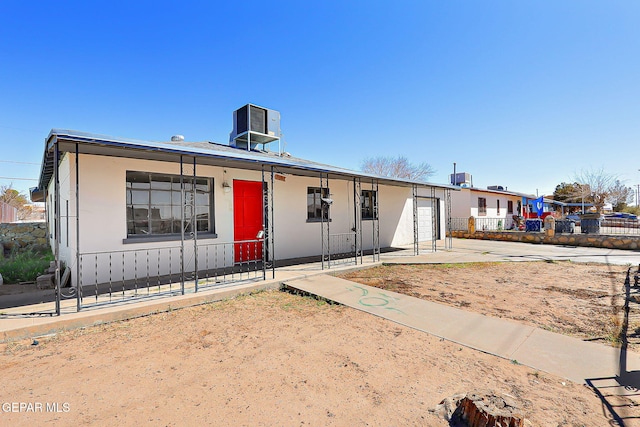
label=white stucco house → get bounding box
[31,106,457,311]
[448,173,535,231]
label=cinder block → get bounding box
[36,274,55,290]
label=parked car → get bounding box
[602,212,639,228]
[565,214,581,225]
[605,212,638,220]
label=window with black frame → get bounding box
[126,171,212,237]
[307,187,330,221]
[361,189,378,220]
[478,197,487,216]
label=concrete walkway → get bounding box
[284,274,640,393]
[382,238,640,266]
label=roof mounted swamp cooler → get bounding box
[229,104,281,150]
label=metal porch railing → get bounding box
[328,232,357,267]
[77,239,265,310]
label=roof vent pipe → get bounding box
[171,135,185,142]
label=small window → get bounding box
[507,200,514,214]
[361,190,378,220]
[478,197,487,216]
[307,187,329,221]
[497,200,500,215]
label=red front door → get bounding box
[233,180,264,263]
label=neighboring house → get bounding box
[22,203,46,222]
[448,173,534,230]
[31,106,457,309]
[4,203,46,223]
[0,201,18,223]
[525,198,595,218]
[523,197,555,220]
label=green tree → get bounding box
[553,182,584,203]
[0,184,32,220]
[552,181,592,212]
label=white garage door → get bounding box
[417,199,433,242]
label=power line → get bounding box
[0,160,40,165]
[0,176,38,181]
[0,124,41,134]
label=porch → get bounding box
[27,129,455,317]
[5,238,640,343]
[0,241,439,334]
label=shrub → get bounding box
[0,250,54,284]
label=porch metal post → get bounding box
[372,178,380,262]
[446,188,453,249]
[326,174,330,266]
[44,188,48,251]
[180,156,185,294]
[193,157,198,292]
[75,143,81,312]
[320,173,331,269]
[270,166,275,278]
[54,141,61,316]
[352,177,358,265]
[261,165,266,280]
[431,186,437,253]
[412,184,418,256]
[358,178,363,265]
[320,172,325,270]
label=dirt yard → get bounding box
[0,261,638,426]
[340,261,637,351]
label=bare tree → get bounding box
[608,180,634,211]
[573,168,617,213]
[360,156,435,181]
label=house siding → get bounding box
[450,187,524,229]
[50,153,445,286]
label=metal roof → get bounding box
[36,129,460,192]
[542,198,594,208]
[455,185,536,200]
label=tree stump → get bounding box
[453,391,524,427]
[431,390,525,427]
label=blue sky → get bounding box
[1,1,639,200]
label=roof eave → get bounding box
[38,130,459,191]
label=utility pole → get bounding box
[453,162,457,185]
[637,169,640,207]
